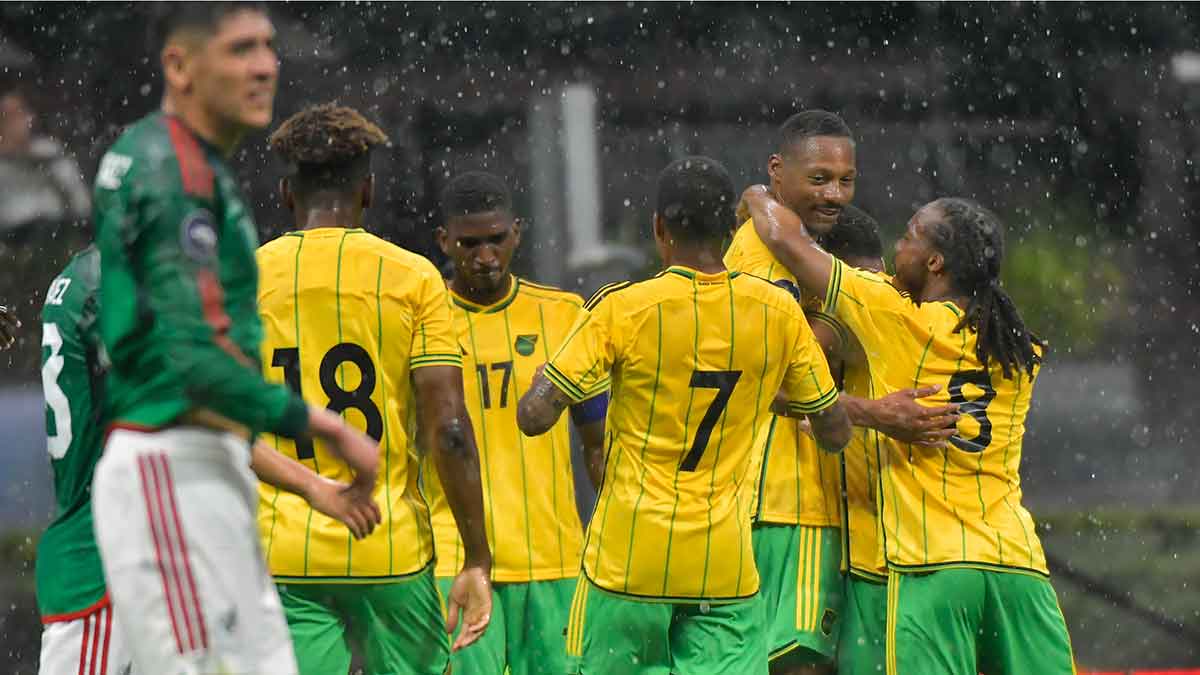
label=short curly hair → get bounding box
[268,103,389,193]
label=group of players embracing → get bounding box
[32,3,1076,675]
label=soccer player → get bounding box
[256,104,493,675]
[37,246,379,675]
[425,170,609,674]
[517,156,852,674]
[0,303,18,348]
[725,111,953,674]
[90,6,380,674]
[743,189,1076,674]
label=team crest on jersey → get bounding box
[514,334,538,356]
[180,209,218,262]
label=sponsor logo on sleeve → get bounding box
[96,152,133,190]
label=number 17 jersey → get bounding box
[255,228,462,581]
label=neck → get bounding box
[452,273,513,306]
[162,95,242,156]
[918,277,968,309]
[295,198,361,231]
[665,241,726,274]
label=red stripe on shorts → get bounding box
[156,453,210,649]
[98,605,112,675]
[77,613,90,675]
[87,605,101,675]
[147,453,198,652]
[138,455,186,653]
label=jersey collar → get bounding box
[665,265,739,282]
[451,275,520,313]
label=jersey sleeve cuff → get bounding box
[410,353,464,369]
[823,258,843,314]
[543,362,598,404]
[787,388,839,416]
[807,310,849,353]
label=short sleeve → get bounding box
[823,258,911,356]
[781,317,839,416]
[544,293,619,404]
[409,262,463,370]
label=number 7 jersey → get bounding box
[255,228,462,581]
[545,266,839,601]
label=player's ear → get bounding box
[161,39,195,95]
[767,153,784,182]
[652,212,666,244]
[436,226,451,256]
[510,216,523,247]
[279,177,294,212]
[362,174,375,210]
[927,251,945,275]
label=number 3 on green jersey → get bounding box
[42,322,72,458]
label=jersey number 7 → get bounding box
[679,369,742,471]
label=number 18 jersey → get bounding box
[545,266,839,602]
[255,228,462,581]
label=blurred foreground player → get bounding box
[426,171,609,675]
[518,156,851,674]
[257,104,493,675]
[744,189,1075,675]
[91,6,379,674]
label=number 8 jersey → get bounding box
[255,228,462,580]
[545,266,839,602]
[823,258,1048,575]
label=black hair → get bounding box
[441,171,513,220]
[656,156,736,243]
[269,103,389,195]
[822,204,883,261]
[929,197,1045,379]
[778,109,853,155]
[152,2,267,51]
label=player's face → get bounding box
[439,211,521,294]
[769,136,856,236]
[191,11,278,131]
[0,93,34,150]
[892,204,941,296]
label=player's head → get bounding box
[0,82,34,152]
[156,3,278,137]
[437,171,520,296]
[822,204,884,272]
[653,156,736,262]
[894,198,1043,378]
[269,103,389,223]
[767,110,856,236]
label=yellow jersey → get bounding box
[255,228,462,581]
[808,310,888,580]
[824,258,1047,575]
[545,266,839,602]
[423,277,598,583]
[724,220,843,527]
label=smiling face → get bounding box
[768,135,857,236]
[892,202,943,298]
[167,9,278,133]
[438,210,521,297]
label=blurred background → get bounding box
[1,2,1198,671]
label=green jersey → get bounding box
[93,112,308,437]
[36,246,107,619]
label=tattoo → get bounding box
[518,373,571,435]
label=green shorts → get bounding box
[277,567,449,675]
[436,576,576,675]
[837,574,887,675]
[565,577,768,675]
[751,523,843,666]
[886,568,1075,675]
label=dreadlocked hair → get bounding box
[268,103,389,193]
[929,198,1044,379]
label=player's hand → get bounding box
[445,565,492,652]
[871,385,959,447]
[305,475,381,540]
[0,304,20,350]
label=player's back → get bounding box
[256,227,462,580]
[559,266,837,601]
[37,246,109,619]
[825,258,1046,574]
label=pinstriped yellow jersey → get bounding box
[824,258,1048,575]
[545,266,839,601]
[808,310,889,580]
[255,228,462,581]
[724,219,843,527]
[423,277,598,582]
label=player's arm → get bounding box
[250,439,381,540]
[0,303,19,350]
[413,365,492,650]
[779,317,850,453]
[740,184,835,299]
[570,391,609,490]
[518,365,572,436]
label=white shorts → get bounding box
[92,426,298,675]
[39,601,133,675]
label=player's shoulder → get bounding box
[581,273,662,312]
[357,233,439,273]
[97,112,213,200]
[516,278,584,308]
[730,271,804,314]
[42,246,100,321]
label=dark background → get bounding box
[1,3,1198,671]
